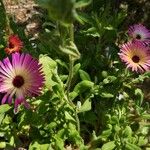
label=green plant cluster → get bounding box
[0,0,149,149]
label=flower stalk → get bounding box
[65,23,80,132]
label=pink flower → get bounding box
[0,53,45,113]
[118,42,150,73]
[128,24,150,44]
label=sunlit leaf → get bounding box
[75,0,92,8]
[39,54,57,89]
[78,98,91,113]
[125,142,141,150]
[101,141,116,150]
[74,80,94,94]
[0,104,11,114]
[79,69,91,81]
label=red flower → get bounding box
[5,35,23,54]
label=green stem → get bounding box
[66,24,80,133]
[75,109,80,133]
[66,58,80,133]
[70,24,74,41]
[66,24,75,96]
[66,57,74,96]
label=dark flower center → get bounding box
[13,75,24,88]
[9,42,14,49]
[132,55,140,63]
[136,34,141,39]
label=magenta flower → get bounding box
[0,53,45,112]
[118,42,150,73]
[128,24,150,44]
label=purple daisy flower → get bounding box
[0,53,45,113]
[128,24,150,44]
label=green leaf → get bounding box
[82,27,100,37]
[123,126,132,137]
[39,54,57,70]
[47,122,57,130]
[125,142,141,150]
[141,114,150,119]
[59,41,80,60]
[2,115,12,124]
[69,91,78,100]
[54,133,65,150]
[110,116,119,124]
[101,71,108,78]
[82,111,97,125]
[135,88,143,106]
[99,129,112,140]
[103,76,117,84]
[65,111,75,121]
[101,141,116,150]
[60,75,68,82]
[114,125,121,133]
[100,92,114,98]
[56,59,68,69]
[75,0,92,8]
[140,126,149,135]
[79,69,91,81]
[0,114,5,124]
[9,136,15,146]
[73,63,81,76]
[78,98,91,113]
[37,0,76,25]
[0,104,11,114]
[29,141,50,150]
[74,80,94,94]
[0,142,6,149]
[104,26,114,30]
[138,136,148,146]
[55,140,64,150]
[39,55,57,89]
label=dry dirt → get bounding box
[3,0,42,38]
